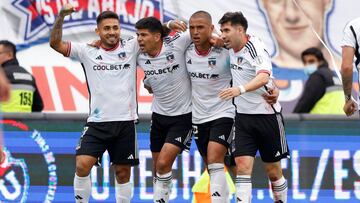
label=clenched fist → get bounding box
[59,4,76,17]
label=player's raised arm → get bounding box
[49,4,76,55]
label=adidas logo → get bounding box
[175,137,182,142]
[145,59,151,64]
[127,154,134,159]
[275,151,280,157]
[187,59,192,64]
[155,198,165,203]
[75,195,83,200]
[219,134,225,140]
[95,55,102,60]
[211,191,221,197]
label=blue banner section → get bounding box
[4,132,360,154]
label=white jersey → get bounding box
[67,38,139,122]
[229,35,281,114]
[341,17,360,93]
[185,43,235,124]
[137,32,192,116]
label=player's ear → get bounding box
[95,27,100,36]
[155,32,161,42]
[210,24,214,33]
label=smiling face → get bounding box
[262,0,330,57]
[95,18,120,48]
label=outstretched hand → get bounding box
[262,87,279,105]
[88,40,101,48]
[168,19,187,32]
[210,34,224,48]
[219,87,241,100]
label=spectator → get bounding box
[0,40,43,112]
[0,67,10,164]
[293,47,344,114]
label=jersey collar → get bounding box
[100,41,120,51]
[195,46,211,56]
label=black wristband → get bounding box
[345,94,352,101]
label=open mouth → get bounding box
[139,44,146,50]
[224,40,231,47]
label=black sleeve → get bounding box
[32,80,44,112]
[293,73,326,113]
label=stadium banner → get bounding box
[1,118,360,203]
[1,0,359,113]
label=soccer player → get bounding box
[50,4,139,203]
[340,17,360,116]
[0,67,10,164]
[186,11,234,203]
[219,12,289,203]
[135,17,193,203]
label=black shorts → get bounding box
[76,121,139,166]
[193,117,234,158]
[150,112,192,153]
[233,113,290,163]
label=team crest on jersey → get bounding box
[237,57,244,65]
[118,52,127,60]
[208,58,216,68]
[166,52,175,63]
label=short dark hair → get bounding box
[190,10,212,22]
[96,11,119,25]
[218,11,248,31]
[135,17,165,38]
[0,40,16,56]
[301,47,327,64]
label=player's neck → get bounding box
[234,35,249,53]
[148,42,163,57]
[195,43,211,56]
[100,41,120,51]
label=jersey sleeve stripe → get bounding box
[64,42,71,57]
[245,44,256,59]
[248,41,258,57]
[257,70,270,75]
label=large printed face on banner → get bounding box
[259,0,332,68]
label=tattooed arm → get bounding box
[341,46,357,116]
[49,4,75,55]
